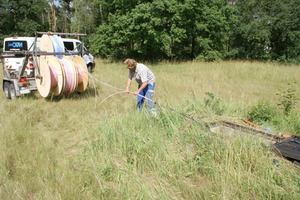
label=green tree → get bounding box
[90,0,168,60]
[90,0,232,61]
[269,0,300,62]
[0,0,48,36]
[0,0,48,51]
[0,0,14,35]
[230,0,300,62]
[58,0,73,33]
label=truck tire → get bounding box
[87,64,92,73]
[9,83,16,99]
[4,82,11,99]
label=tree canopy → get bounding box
[0,0,299,62]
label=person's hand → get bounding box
[125,88,130,93]
[133,91,139,95]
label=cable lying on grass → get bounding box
[87,71,300,166]
[88,72,208,129]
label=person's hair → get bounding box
[124,58,137,70]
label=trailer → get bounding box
[1,32,88,99]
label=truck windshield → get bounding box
[4,41,28,51]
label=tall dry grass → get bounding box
[0,60,299,199]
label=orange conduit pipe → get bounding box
[242,119,260,128]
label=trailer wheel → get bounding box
[9,83,16,99]
[4,82,11,99]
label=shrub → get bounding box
[204,92,225,115]
[276,81,299,116]
[247,100,277,124]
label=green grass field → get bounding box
[0,60,299,199]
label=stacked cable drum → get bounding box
[36,34,88,97]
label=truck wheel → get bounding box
[87,64,92,73]
[9,83,16,99]
[4,82,11,99]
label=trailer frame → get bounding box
[1,32,87,99]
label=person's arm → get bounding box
[134,81,148,95]
[125,78,132,93]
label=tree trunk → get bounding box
[50,2,56,32]
[227,36,230,52]
[77,24,80,39]
[63,1,67,33]
[64,12,67,33]
[47,7,51,31]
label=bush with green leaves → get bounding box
[246,100,277,124]
[276,82,299,116]
[204,92,225,115]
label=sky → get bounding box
[54,0,61,7]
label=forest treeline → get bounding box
[0,0,299,62]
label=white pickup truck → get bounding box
[62,38,95,73]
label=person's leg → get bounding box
[137,84,147,111]
[146,82,155,109]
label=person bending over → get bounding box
[124,58,156,112]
